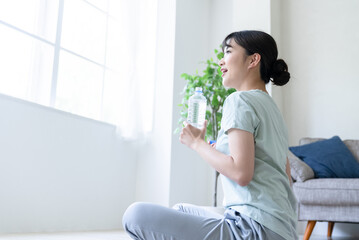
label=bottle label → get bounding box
[191,102,200,124]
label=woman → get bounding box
[123,30,298,240]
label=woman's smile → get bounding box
[220,67,228,77]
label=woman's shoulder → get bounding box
[223,92,256,115]
[225,90,265,105]
[224,91,244,107]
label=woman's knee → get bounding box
[122,202,149,230]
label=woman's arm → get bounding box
[180,122,255,186]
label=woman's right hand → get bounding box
[179,120,207,150]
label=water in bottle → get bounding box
[187,87,207,128]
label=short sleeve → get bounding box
[221,93,260,135]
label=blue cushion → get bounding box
[289,136,359,178]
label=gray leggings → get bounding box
[122,202,286,240]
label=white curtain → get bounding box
[103,0,158,140]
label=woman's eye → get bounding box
[225,50,231,54]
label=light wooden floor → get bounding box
[0,231,358,240]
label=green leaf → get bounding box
[217,52,224,60]
[212,94,219,108]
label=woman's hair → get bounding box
[222,30,290,86]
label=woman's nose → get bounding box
[219,58,224,66]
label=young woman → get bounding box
[123,30,298,240]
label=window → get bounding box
[0,0,158,138]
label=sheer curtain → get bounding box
[107,0,158,140]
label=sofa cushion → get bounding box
[288,150,314,182]
[300,138,359,163]
[343,139,359,162]
[289,136,359,178]
[293,178,359,205]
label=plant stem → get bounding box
[212,109,217,140]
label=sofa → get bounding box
[288,137,359,240]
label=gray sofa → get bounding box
[289,137,359,240]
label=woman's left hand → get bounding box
[179,120,207,150]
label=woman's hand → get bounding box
[179,120,207,150]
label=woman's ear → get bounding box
[248,53,261,69]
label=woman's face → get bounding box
[219,38,250,89]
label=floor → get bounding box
[0,231,358,240]
[304,237,359,240]
[0,231,131,240]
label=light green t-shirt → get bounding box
[216,90,298,240]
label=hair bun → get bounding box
[270,59,290,86]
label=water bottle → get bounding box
[187,87,207,128]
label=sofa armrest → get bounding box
[288,151,315,182]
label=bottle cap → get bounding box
[195,87,203,93]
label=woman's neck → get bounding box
[235,78,268,94]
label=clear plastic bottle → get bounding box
[187,87,207,128]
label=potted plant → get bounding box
[176,47,236,206]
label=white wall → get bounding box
[280,0,359,237]
[209,0,236,54]
[281,0,359,144]
[0,94,137,233]
[233,0,271,32]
